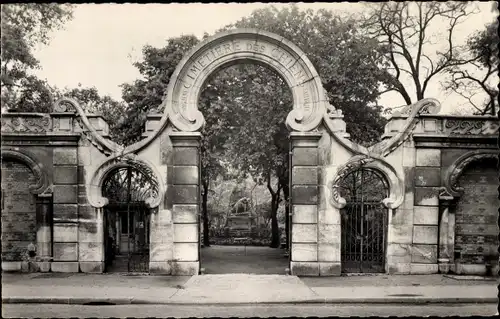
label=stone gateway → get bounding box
[1,29,498,277]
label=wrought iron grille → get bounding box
[338,168,388,273]
[103,166,152,273]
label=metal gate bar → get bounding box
[340,168,388,273]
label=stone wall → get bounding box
[1,161,37,264]
[453,159,498,275]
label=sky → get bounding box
[32,2,498,114]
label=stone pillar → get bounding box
[290,132,322,276]
[410,148,441,274]
[437,192,455,273]
[52,147,79,272]
[36,194,53,271]
[157,132,201,275]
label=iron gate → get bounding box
[339,168,388,273]
[103,166,156,273]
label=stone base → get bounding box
[1,261,22,272]
[319,262,341,276]
[453,263,489,276]
[149,262,171,274]
[171,261,199,275]
[51,261,79,272]
[79,261,104,273]
[290,262,319,276]
[388,263,411,274]
[410,263,438,274]
[38,261,51,272]
[438,263,451,273]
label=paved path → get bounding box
[170,274,316,303]
[200,245,289,275]
[2,273,498,305]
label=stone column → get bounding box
[290,132,322,276]
[410,148,441,274]
[438,191,455,273]
[52,147,80,272]
[36,194,53,271]
[156,132,201,275]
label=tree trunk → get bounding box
[282,183,290,250]
[266,171,281,248]
[202,179,210,247]
[270,193,280,248]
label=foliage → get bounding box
[1,4,74,111]
[446,22,499,115]
[361,1,479,106]
[120,35,200,145]
[223,4,388,146]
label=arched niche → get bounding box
[0,147,51,195]
[87,155,164,209]
[442,149,498,198]
[330,155,404,210]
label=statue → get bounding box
[226,197,253,238]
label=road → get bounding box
[2,303,497,318]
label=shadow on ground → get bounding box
[201,245,289,275]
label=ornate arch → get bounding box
[329,155,404,209]
[442,149,498,198]
[1,147,51,195]
[122,28,332,155]
[87,154,164,209]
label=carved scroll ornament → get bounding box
[329,154,404,210]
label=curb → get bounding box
[3,297,498,305]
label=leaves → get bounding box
[1,4,74,111]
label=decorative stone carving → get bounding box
[331,155,375,208]
[442,149,498,197]
[122,28,328,155]
[443,119,499,135]
[330,155,405,210]
[52,98,122,156]
[0,147,51,195]
[53,98,76,113]
[379,98,441,157]
[87,154,163,209]
[1,115,51,133]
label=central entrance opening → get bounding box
[198,62,292,274]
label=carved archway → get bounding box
[87,155,164,209]
[123,28,332,155]
[330,155,404,210]
[0,147,51,195]
[443,149,498,198]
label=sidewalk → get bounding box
[2,272,498,305]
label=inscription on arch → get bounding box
[164,29,328,132]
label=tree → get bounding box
[1,4,74,111]
[224,5,388,145]
[446,22,499,115]
[362,1,479,106]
